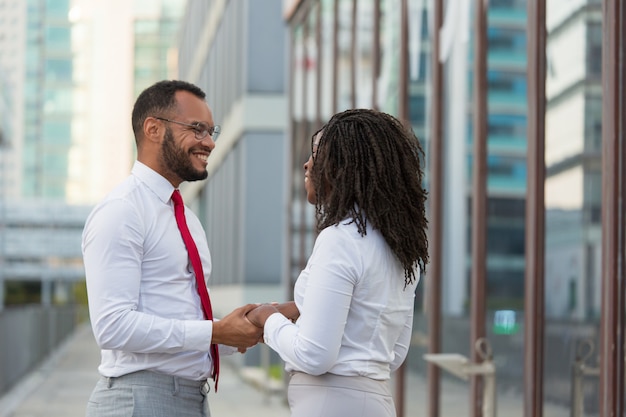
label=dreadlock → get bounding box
[310,109,429,287]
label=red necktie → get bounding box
[172,189,220,390]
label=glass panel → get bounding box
[45,58,72,83]
[304,3,318,130]
[44,88,72,114]
[354,0,374,108]
[544,0,603,414]
[45,26,70,49]
[45,0,69,18]
[405,1,432,416]
[320,0,334,120]
[377,0,400,114]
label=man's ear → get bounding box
[143,117,162,144]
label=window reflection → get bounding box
[544,0,603,413]
[377,0,400,114]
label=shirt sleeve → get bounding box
[82,198,213,354]
[263,228,362,375]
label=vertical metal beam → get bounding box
[427,1,444,417]
[599,0,626,415]
[393,2,409,417]
[470,0,488,415]
[299,8,311,270]
[332,0,339,113]
[372,0,380,110]
[286,11,298,304]
[398,0,409,124]
[350,0,357,108]
[524,1,546,416]
[315,2,323,127]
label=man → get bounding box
[82,80,262,417]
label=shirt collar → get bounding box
[131,161,177,204]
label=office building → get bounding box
[544,0,602,320]
[177,0,289,331]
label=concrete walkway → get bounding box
[0,323,571,417]
[0,324,290,417]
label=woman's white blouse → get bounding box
[263,219,419,380]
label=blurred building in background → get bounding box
[22,0,74,198]
[177,0,289,368]
[282,0,603,414]
[132,0,184,98]
[0,0,620,414]
[544,0,602,321]
[0,0,25,200]
[285,0,528,315]
[474,0,528,311]
[0,67,13,194]
[0,0,191,396]
[0,0,87,310]
[0,0,188,309]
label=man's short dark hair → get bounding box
[131,80,206,142]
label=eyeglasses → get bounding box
[155,117,221,141]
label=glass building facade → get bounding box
[23,0,74,199]
[177,0,289,348]
[132,0,185,99]
[288,0,529,317]
[285,0,618,415]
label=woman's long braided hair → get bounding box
[310,109,429,287]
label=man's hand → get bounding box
[212,304,264,349]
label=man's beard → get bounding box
[160,127,208,182]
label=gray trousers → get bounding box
[287,372,396,417]
[86,371,211,417]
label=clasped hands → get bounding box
[212,302,299,352]
[247,301,299,328]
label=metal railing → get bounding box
[0,304,86,395]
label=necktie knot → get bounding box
[171,189,183,207]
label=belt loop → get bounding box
[106,377,113,389]
[173,376,180,395]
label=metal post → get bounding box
[427,0,444,416]
[332,0,339,114]
[524,1,547,416]
[0,151,4,312]
[599,0,626,415]
[372,0,380,109]
[471,0,488,414]
[394,2,409,416]
[0,120,9,312]
[350,0,357,108]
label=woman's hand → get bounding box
[246,304,280,328]
[275,301,300,323]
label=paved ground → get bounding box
[0,323,571,417]
[0,324,291,417]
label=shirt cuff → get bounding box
[263,312,291,345]
[183,320,214,351]
[218,345,238,355]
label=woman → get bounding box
[247,109,429,417]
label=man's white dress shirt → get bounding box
[82,161,223,380]
[263,219,419,380]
